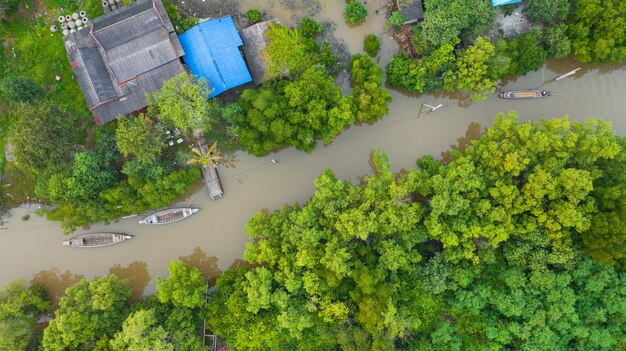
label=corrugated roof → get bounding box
[63,0,185,125]
[492,0,521,6]
[179,16,252,97]
[240,19,278,86]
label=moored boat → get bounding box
[63,233,132,248]
[139,207,200,225]
[499,89,550,99]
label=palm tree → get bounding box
[187,141,221,168]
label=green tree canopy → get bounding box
[262,23,322,80]
[147,73,219,134]
[523,0,569,24]
[0,280,50,351]
[349,54,392,122]
[443,37,498,101]
[419,0,494,47]
[10,101,78,171]
[110,309,173,351]
[41,275,131,351]
[115,114,163,165]
[233,66,355,156]
[156,261,206,309]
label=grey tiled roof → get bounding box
[63,0,185,124]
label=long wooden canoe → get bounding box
[63,233,132,248]
[499,89,550,99]
[139,207,200,225]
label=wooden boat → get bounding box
[63,233,132,248]
[499,89,550,99]
[139,207,200,225]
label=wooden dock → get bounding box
[194,144,224,200]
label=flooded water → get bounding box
[1,0,625,297]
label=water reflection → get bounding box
[108,261,151,302]
[31,268,84,307]
[441,121,483,164]
[179,247,223,284]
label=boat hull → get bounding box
[139,207,200,225]
[63,233,132,248]
[499,90,550,99]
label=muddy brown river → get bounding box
[1,0,625,298]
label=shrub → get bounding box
[299,17,322,38]
[3,0,20,15]
[363,34,380,56]
[344,1,368,24]
[388,10,406,26]
[246,8,262,24]
[0,76,45,103]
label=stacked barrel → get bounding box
[57,11,88,36]
[102,0,122,13]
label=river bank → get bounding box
[1,57,625,296]
[1,0,625,298]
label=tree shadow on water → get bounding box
[179,247,223,285]
[31,268,85,307]
[108,261,151,302]
[440,121,482,164]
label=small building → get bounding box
[179,17,252,97]
[63,0,185,124]
[240,19,279,86]
[399,0,424,23]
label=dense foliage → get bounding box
[388,10,407,26]
[36,262,205,351]
[363,34,380,57]
[344,1,368,24]
[156,261,207,309]
[567,0,626,63]
[245,8,262,24]
[206,114,626,350]
[523,0,569,24]
[147,73,219,135]
[0,280,50,350]
[299,18,323,38]
[115,114,163,165]
[263,23,323,80]
[349,54,393,122]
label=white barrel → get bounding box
[116,0,121,4]
[72,12,79,20]
[62,22,69,29]
[50,25,58,32]
[79,11,86,17]
[70,28,76,33]
[65,15,72,22]
[77,25,84,30]
[110,4,117,10]
[68,21,76,28]
[63,29,70,36]
[58,15,66,23]
[102,1,109,7]
[82,17,89,24]
[75,19,82,26]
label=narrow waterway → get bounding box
[1,0,625,298]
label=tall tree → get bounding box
[0,280,50,351]
[156,261,206,309]
[349,54,392,122]
[147,73,220,134]
[10,101,77,171]
[115,114,163,165]
[109,309,173,351]
[444,37,497,101]
[41,275,131,351]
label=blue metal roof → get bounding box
[492,0,521,6]
[179,16,252,97]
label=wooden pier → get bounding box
[194,144,224,200]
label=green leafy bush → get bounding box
[0,76,45,103]
[2,0,20,15]
[344,1,368,24]
[388,10,406,26]
[299,17,322,38]
[543,24,571,58]
[245,8,262,24]
[363,34,380,57]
